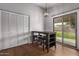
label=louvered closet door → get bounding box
[17,14,24,46]
[24,16,29,33]
[8,12,17,48]
[0,11,2,50]
[1,11,9,49]
[24,16,29,43]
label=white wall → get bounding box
[0,3,44,31]
[44,16,53,32]
[46,3,79,49]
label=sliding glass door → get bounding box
[63,13,77,46]
[54,17,63,43]
[53,12,77,47]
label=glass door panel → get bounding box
[63,13,76,46]
[54,17,63,42]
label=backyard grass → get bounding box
[56,31,75,40]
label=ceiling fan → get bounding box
[44,3,49,17]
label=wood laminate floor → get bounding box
[0,43,79,56]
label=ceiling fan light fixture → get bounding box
[44,12,48,16]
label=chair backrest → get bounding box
[40,33,46,36]
[34,33,38,35]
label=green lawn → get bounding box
[56,31,75,40]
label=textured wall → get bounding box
[44,16,53,32]
[0,3,44,31]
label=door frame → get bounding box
[52,11,77,48]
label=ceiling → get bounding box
[35,3,60,9]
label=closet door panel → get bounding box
[24,16,29,33]
[8,13,17,48]
[0,11,2,50]
[0,11,1,40]
[17,14,24,45]
[23,16,29,43]
[1,11,9,49]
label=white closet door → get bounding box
[1,11,9,49]
[0,10,2,50]
[17,14,24,45]
[0,11,1,40]
[8,12,17,48]
[23,16,29,43]
[24,16,29,33]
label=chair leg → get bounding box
[42,40,45,51]
[43,44,44,51]
[47,45,49,53]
